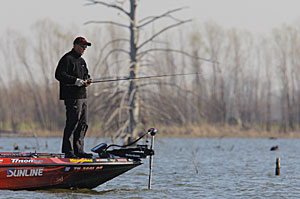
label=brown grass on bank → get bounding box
[154,123,300,139]
[1,124,300,138]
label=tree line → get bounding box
[0,19,300,136]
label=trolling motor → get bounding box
[147,128,156,189]
[91,128,157,160]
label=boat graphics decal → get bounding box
[74,167,81,171]
[95,159,108,162]
[10,159,43,164]
[6,168,44,178]
[95,166,103,170]
[64,167,71,172]
[82,167,95,171]
[69,159,93,162]
[11,159,33,163]
[55,176,64,183]
[117,159,128,162]
[96,158,109,162]
[50,158,69,164]
[72,166,103,171]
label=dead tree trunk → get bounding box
[86,0,192,139]
[128,0,139,138]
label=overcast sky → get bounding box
[1,0,300,36]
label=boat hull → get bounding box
[0,154,141,190]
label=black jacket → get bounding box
[55,49,90,100]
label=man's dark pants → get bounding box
[62,99,88,156]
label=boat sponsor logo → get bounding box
[6,168,44,178]
[95,159,108,162]
[70,159,93,162]
[11,159,33,163]
[0,159,3,163]
[10,158,43,164]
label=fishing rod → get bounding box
[91,72,200,83]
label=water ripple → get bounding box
[1,138,300,198]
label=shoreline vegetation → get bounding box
[2,21,300,143]
[1,124,300,139]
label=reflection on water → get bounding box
[1,137,300,198]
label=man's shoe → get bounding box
[65,153,77,158]
[76,153,93,158]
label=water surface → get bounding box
[0,137,299,198]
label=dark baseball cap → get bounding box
[73,36,91,46]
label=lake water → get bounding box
[0,137,300,198]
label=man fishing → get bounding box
[55,36,93,158]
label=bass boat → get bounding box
[0,128,157,190]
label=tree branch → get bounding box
[100,48,130,68]
[138,19,192,50]
[85,20,128,28]
[139,81,223,114]
[91,38,129,75]
[85,0,129,16]
[139,7,188,28]
[138,48,219,64]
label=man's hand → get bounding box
[75,78,85,87]
[85,78,93,87]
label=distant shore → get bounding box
[1,124,300,139]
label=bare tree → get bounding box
[273,27,294,132]
[85,0,192,140]
[203,22,227,123]
[6,15,300,137]
[259,37,274,132]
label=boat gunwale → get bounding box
[0,160,142,167]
